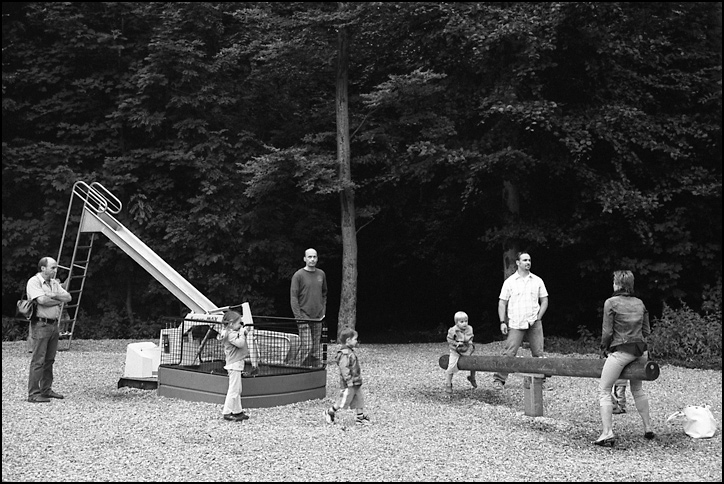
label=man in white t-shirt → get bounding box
[493,252,548,391]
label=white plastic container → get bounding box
[124,342,162,378]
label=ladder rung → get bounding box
[77,245,93,250]
[72,263,88,270]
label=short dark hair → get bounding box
[338,328,358,345]
[516,251,530,261]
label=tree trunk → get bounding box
[502,180,520,279]
[336,13,357,338]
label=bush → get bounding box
[1,317,30,342]
[545,325,599,355]
[649,302,722,369]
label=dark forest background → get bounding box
[2,2,721,343]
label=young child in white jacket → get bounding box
[220,310,251,422]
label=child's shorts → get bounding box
[336,385,364,410]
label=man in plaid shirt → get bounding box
[492,252,549,391]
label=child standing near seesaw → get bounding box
[444,311,477,393]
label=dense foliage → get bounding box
[648,302,723,369]
[2,2,721,341]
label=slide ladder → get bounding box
[55,181,222,350]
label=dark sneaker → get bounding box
[28,396,51,403]
[43,390,65,399]
[612,406,626,414]
[324,408,335,424]
[223,413,245,422]
[492,380,505,391]
[233,411,250,420]
[467,374,478,388]
[355,415,371,426]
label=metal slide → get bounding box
[77,193,219,315]
[55,181,221,350]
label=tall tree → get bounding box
[335,3,357,334]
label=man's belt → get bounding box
[34,317,56,323]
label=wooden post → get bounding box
[522,373,544,417]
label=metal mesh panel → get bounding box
[159,315,326,377]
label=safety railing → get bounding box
[159,316,327,377]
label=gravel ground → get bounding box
[2,339,721,482]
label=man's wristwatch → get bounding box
[500,321,506,325]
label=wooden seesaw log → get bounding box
[438,355,660,380]
[438,355,660,417]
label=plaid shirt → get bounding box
[499,272,548,330]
